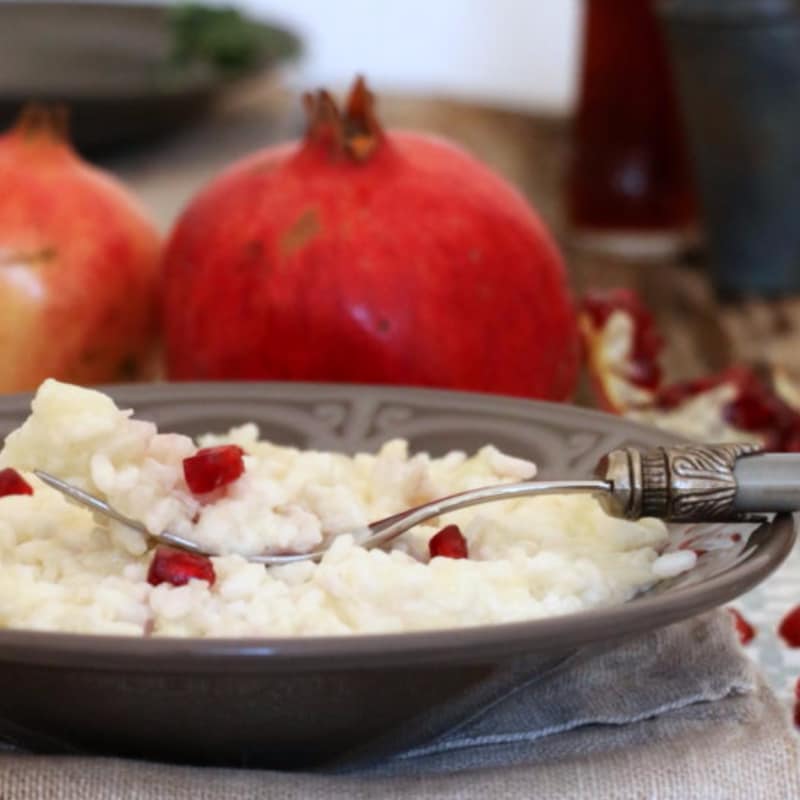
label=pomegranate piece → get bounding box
[727,607,755,645]
[147,545,216,587]
[655,373,728,411]
[779,605,800,647]
[579,288,664,413]
[656,366,800,451]
[183,445,245,494]
[429,524,469,559]
[580,287,800,452]
[581,289,664,391]
[0,468,32,497]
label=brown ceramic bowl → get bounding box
[0,382,793,767]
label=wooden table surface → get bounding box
[105,79,800,397]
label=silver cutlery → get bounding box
[34,442,799,566]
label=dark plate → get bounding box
[0,2,300,153]
[0,382,793,767]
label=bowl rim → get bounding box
[0,381,792,672]
[0,378,720,442]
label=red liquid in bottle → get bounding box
[568,0,696,253]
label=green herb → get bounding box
[168,4,300,75]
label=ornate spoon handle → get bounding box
[595,443,798,521]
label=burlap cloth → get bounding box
[1,610,798,799]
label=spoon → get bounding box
[33,442,800,566]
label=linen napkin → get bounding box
[1,610,798,799]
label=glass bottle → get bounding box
[567,0,696,259]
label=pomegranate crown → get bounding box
[12,103,71,146]
[303,76,384,162]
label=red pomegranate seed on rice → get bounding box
[0,468,32,497]
[183,445,245,494]
[147,545,216,587]
[429,524,469,559]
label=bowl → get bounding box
[0,2,300,153]
[0,382,793,767]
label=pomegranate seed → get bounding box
[727,607,755,645]
[183,445,245,494]
[724,381,777,430]
[429,524,468,559]
[0,468,33,497]
[794,679,800,728]
[779,605,800,647]
[147,545,216,587]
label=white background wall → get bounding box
[243,0,583,112]
[73,0,583,112]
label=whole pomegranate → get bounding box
[0,107,160,392]
[162,79,579,399]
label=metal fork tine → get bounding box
[33,470,208,555]
[34,470,148,533]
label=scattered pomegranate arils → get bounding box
[183,445,245,495]
[147,545,216,587]
[779,605,800,647]
[0,468,33,497]
[656,366,800,451]
[429,524,469,559]
[580,287,800,452]
[727,607,755,645]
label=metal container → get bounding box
[659,0,800,297]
